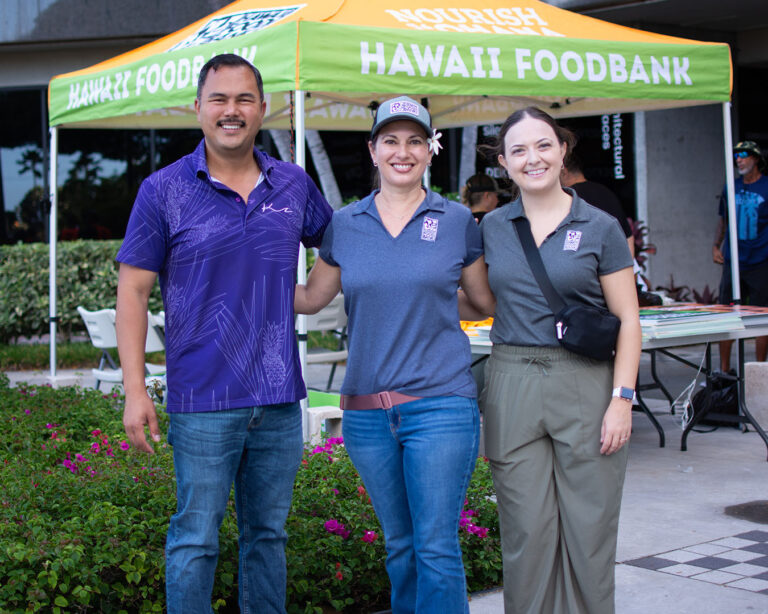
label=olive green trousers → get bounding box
[481,345,628,614]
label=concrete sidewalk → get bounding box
[469,399,768,613]
[6,349,768,614]
[470,343,768,614]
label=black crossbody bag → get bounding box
[513,217,620,361]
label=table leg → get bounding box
[634,389,665,448]
[736,339,768,461]
[649,350,675,412]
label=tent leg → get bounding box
[721,102,741,302]
[48,126,59,380]
[294,90,311,442]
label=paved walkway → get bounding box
[6,346,768,614]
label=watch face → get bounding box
[620,387,634,400]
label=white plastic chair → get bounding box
[79,307,166,392]
[305,294,348,391]
[77,306,119,372]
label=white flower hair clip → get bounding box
[427,131,443,156]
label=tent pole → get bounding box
[48,126,59,379]
[295,90,310,441]
[721,102,741,303]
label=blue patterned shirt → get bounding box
[117,139,332,412]
[719,175,768,269]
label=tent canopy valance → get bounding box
[48,0,731,131]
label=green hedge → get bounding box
[0,241,162,343]
[0,377,502,613]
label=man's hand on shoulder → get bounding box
[123,392,162,454]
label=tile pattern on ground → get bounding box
[624,530,768,595]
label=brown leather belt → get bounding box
[340,391,422,410]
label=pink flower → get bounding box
[90,443,100,454]
[327,437,344,446]
[91,429,101,437]
[105,448,115,458]
[324,519,350,539]
[24,409,31,415]
[62,459,77,473]
[75,453,86,463]
[335,571,343,580]
[324,519,340,533]
[362,531,378,543]
[119,441,130,451]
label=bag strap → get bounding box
[512,217,566,314]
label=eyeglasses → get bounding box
[734,151,750,159]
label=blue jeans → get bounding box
[342,396,480,614]
[165,402,303,614]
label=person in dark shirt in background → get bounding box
[561,154,634,258]
[460,173,500,224]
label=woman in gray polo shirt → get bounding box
[295,97,495,614]
[480,107,641,614]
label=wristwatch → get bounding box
[612,386,635,402]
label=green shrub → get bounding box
[0,341,165,371]
[0,241,163,343]
[0,376,501,613]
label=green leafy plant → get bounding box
[0,377,501,613]
[0,240,163,343]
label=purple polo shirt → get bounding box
[117,139,332,413]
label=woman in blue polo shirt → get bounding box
[480,107,641,614]
[295,96,495,614]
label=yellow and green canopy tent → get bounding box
[46,0,741,383]
[49,0,731,130]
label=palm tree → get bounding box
[17,147,44,187]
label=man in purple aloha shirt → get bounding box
[115,54,332,614]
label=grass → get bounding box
[0,333,338,371]
[0,342,165,371]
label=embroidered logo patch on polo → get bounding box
[563,230,582,251]
[421,217,439,241]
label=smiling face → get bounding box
[194,65,266,161]
[368,120,433,191]
[497,115,567,197]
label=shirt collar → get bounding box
[352,188,447,217]
[504,187,590,225]
[192,138,275,187]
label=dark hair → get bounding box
[461,173,499,206]
[486,106,576,161]
[563,150,584,174]
[197,54,264,101]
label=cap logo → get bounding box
[389,100,420,117]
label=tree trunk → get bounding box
[268,129,343,210]
[458,126,478,189]
[306,130,342,209]
[268,129,293,164]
